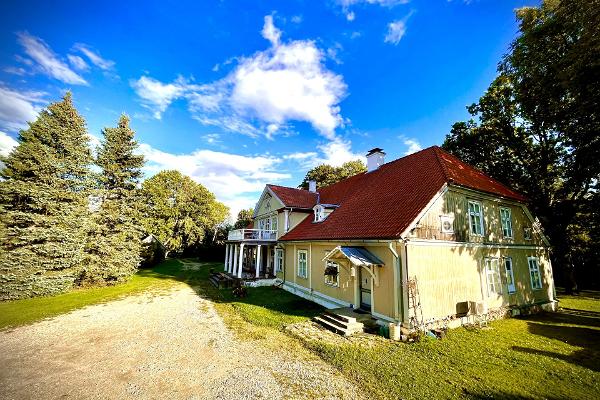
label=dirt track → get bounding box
[0,283,362,399]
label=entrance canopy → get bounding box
[322,246,384,267]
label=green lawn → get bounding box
[2,260,599,399]
[0,259,182,330]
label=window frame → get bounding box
[297,250,308,279]
[528,256,543,290]
[324,260,339,287]
[275,248,284,273]
[484,257,502,296]
[468,200,485,236]
[500,207,513,238]
[524,227,532,240]
[504,257,516,294]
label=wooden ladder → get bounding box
[407,277,425,331]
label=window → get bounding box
[271,215,278,232]
[500,207,513,238]
[528,257,543,290]
[468,201,484,236]
[297,250,308,278]
[524,227,532,240]
[484,258,502,296]
[314,205,324,222]
[440,214,454,234]
[504,257,516,293]
[275,248,284,273]
[324,261,339,287]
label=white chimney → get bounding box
[308,180,317,193]
[366,148,386,172]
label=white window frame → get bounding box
[528,256,543,290]
[297,250,308,279]
[271,215,278,232]
[500,207,513,238]
[324,260,339,287]
[314,205,324,222]
[468,200,485,236]
[504,257,516,294]
[275,248,284,273]
[484,257,502,296]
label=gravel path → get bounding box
[0,284,363,400]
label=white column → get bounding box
[224,244,230,272]
[266,246,272,276]
[233,244,239,276]
[255,245,262,278]
[228,244,234,273]
[237,244,245,278]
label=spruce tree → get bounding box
[84,115,145,284]
[0,92,92,300]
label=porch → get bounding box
[223,240,277,280]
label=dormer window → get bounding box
[314,205,325,222]
[313,204,338,222]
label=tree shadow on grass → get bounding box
[150,258,324,321]
[511,310,600,372]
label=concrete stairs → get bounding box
[313,310,364,336]
[208,272,236,289]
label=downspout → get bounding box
[388,242,400,322]
[400,239,410,326]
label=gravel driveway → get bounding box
[0,284,363,399]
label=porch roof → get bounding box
[322,246,384,267]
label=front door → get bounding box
[360,268,372,311]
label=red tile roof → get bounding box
[278,146,527,241]
[267,184,318,209]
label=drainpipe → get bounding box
[388,242,400,322]
[400,239,410,326]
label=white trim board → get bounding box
[406,239,548,250]
[400,184,448,238]
[282,281,351,309]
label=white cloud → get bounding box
[0,131,18,157]
[67,54,89,71]
[401,136,422,155]
[16,32,87,85]
[137,143,291,219]
[291,15,303,24]
[337,0,410,21]
[384,19,408,45]
[261,15,281,46]
[132,16,347,140]
[130,76,186,119]
[0,86,45,132]
[73,43,115,70]
[3,66,27,76]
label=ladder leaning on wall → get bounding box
[407,277,425,331]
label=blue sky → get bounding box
[0,0,538,217]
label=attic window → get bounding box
[314,205,325,222]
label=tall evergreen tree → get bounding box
[0,92,92,300]
[83,115,145,284]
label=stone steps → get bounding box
[314,311,364,336]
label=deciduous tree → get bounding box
[299,160,366,190]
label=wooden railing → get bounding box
[227,229,277,241]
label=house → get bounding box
[223,146,557,329]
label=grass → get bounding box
[3,259,599,399]
[0,259,182,330]
[190,264,600,400]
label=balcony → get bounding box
[227,229,277,242]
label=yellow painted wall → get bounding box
[412,186,545,246]
[406,243,553,321]
[278,242,397,319]
[255,192,283,217]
